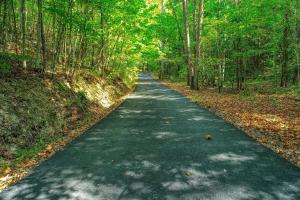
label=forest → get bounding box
[0,0,299,90]
[0,0,299,193]
[156,0,299,91]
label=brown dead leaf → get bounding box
[257,138,268,143]
[46,144,53,152]
[1,167,11,175]
[184,171,192,176]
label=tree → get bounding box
[36,0,46,70]
[20,0,27,70]
[281,10,290,87]
[191,0,204,90]
[0,0,299,91]
[182,0,192,86]
[159,0,165,80]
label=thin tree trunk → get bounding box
[10,0,18,53]
[37,0,46,71]
[293,1,299,85]
[2,0,8,51]
[50,1,57,73]
[235,0,243,90]
[182,0,192,86]
[159,0,165,80]
[170,0,185,77]
[192,0,204,90]
[99,5,106,76]
[20,0,27,70]
[170,0,184,55]
[53,22,65,70]
[281,11,289,87]
[193,0,198,56]
[218,52,226,93]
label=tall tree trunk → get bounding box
[170,0,184,55]
[37,0,46,71]
[217,0,225,93]
[192,0,204,90]
[193,0,198,56]
[170,0,185,77]
[218,52,226,93]
[292,1,299,85]
[159,0,165,80]
[99,5,106,76]
[182,0,192,86]
[50,0,57,73]
[2,0,8,51]
[281,11,289,87]
[66,0,75,76]
[235,0,243,90]
[235,39,243,90]
[10,0,18,53]
[53,22,65,70]
[20,0,27,70]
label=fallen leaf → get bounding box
[46,145,53,151]
[2,167,11,175]
[184,171,192,176]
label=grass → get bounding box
[15,144,45,165]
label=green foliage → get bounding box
[54,82,69,93]
[148,0,299,91]
[0,53,14,75]
[0,61,11,75]
[0,0,299,89]
[15,143,45,164]
[178,67,187,81]
[77,91,87,102]
[0,0,161,82]
[0,52,32,75]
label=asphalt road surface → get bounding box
[1,74,299,200]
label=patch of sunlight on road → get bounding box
[153,131,177,139]
[209,152,256,164]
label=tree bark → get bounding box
[20,0,27,70]
[281,11,289,87]
[292,1,299,85]
[193,0,198,55]
[191,0,204,90]
[170,0,185,77]
[182,0,192,86]
[159,0,165,80]
[170,0,184,55]
[99,4,106,76]
[37,0,46,71]
[2,0,8,51]
[10,0,18,53]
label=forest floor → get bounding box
[0,70,135,191]
[160,80,300,167]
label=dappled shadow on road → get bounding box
[1,74,300,200]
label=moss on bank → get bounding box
[0,69,137,174]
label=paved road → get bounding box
[1,74,300,200]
